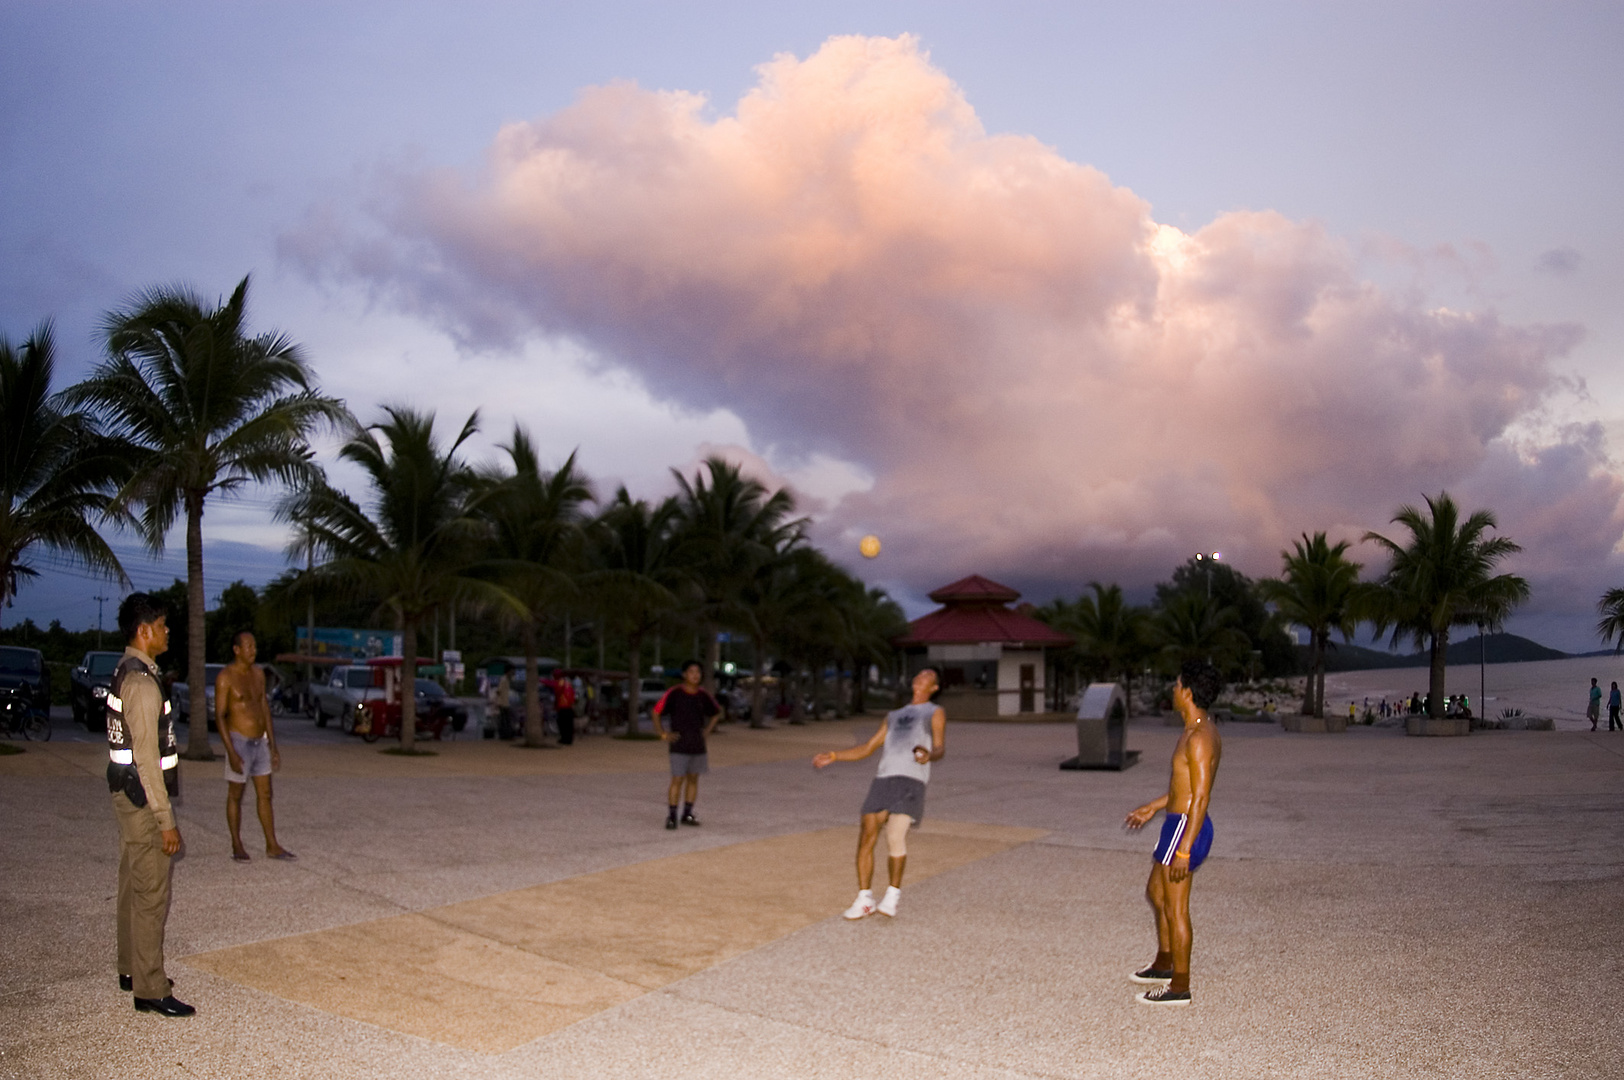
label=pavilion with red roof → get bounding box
[893,575,1073,719]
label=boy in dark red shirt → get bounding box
[651,659,721,828]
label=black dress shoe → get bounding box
[119,974,131,991]
[134,995,195,1017]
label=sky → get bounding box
[2,1,1621,651]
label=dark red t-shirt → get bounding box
[656,687,720,755]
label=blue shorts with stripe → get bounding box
[1153,813,1214,870]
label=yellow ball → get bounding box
[859,534,882,559]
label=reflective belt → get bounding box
[109,750,177,769]
[106,693,124,713]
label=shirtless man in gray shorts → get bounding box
[215,631,293,861]
[813,667,946,919]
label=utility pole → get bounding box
[93,595,110,649]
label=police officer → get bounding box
[106,592,194,1017]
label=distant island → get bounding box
[1306,632,1571,672]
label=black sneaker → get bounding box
[665,816,678,830]
[680,813,700,826]
[1135,985,1191,1007]
[1130,966,1174,985]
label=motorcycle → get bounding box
[0,686,50,742]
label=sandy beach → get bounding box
[1321,654,1624,730]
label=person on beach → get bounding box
[1609,681,1621,732]
[1587,678,1601,731]
[215,631,293,862]
[651,660,721,828]
[1124,658,1224,1007]
[812,667,946,920]
[105,593,194,1017]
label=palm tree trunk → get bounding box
[522,620,545,747]
[181,492,214,760]
[704,625,721,696]
[1428,629,1448,718]
[789,669,806,723]
[750,635,768,728]
[1313,631,1327,718]
[626,631,642,735]
[400,618,418,752]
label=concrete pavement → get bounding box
[2,714,1621,1078]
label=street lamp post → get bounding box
[1193,551,1222,598]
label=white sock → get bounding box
[883,886,900,897]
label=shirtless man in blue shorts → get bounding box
[813,667,946,920]
[1124,657,1223,1006]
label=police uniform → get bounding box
[106,646,179,1000]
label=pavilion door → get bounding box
[1019,664,1035,712]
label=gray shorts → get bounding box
[861,775,926,822]
[669,751,708,777]
[224,732,272,783]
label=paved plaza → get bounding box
[2,712,1621,1079]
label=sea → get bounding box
[1321,654,1624,731]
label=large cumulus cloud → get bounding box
[290,34,1623,614]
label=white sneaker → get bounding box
[877,886,901,917]
[843,890,875,919]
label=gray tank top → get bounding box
[876,702,938,782]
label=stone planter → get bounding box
[1406,716,1471,737]
[1281,713,1348,734]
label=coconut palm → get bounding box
[1258,532,1363,718]
[587,488,682,734]
[838,580,907,715]
[1151,590,1250,672]
[0,323,128,622]
[68,277,345,758]
[670,457,803,693]
[474,432,595,747]
[282,407,511,751]
[1363,492,1530,720]
[1598,588,1624,653]
[1064,582,1153,714]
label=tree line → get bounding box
[1036,493,1540,723]
[0,277,905,755]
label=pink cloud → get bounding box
[291,34,1619,612]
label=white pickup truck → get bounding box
[310,665,385,730]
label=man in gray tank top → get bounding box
[813,667,946,919]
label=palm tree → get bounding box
[1258,532,1363,718]
[1065,582,1152,715]
[68,277,345,758]
[283,407,511,751]
[1,323,127,622]
[838,581,907,715]
[1364,492,1530,721]
[670,457,803,694]
[588,488,682,734]
[1151,590,1250,673]
[475,432,594,747]
[1598,588,1624,653]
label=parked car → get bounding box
[0,646,50,719]
[311,664,387,729]
[170,664,225,729]
[415,678,468,732]
[638,677,669,713]
[70,651,124,730]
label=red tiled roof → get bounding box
[896,575,1074,647]
[895,605,1073,647]
[927,574,1021,604]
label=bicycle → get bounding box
[0,687,51,742]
